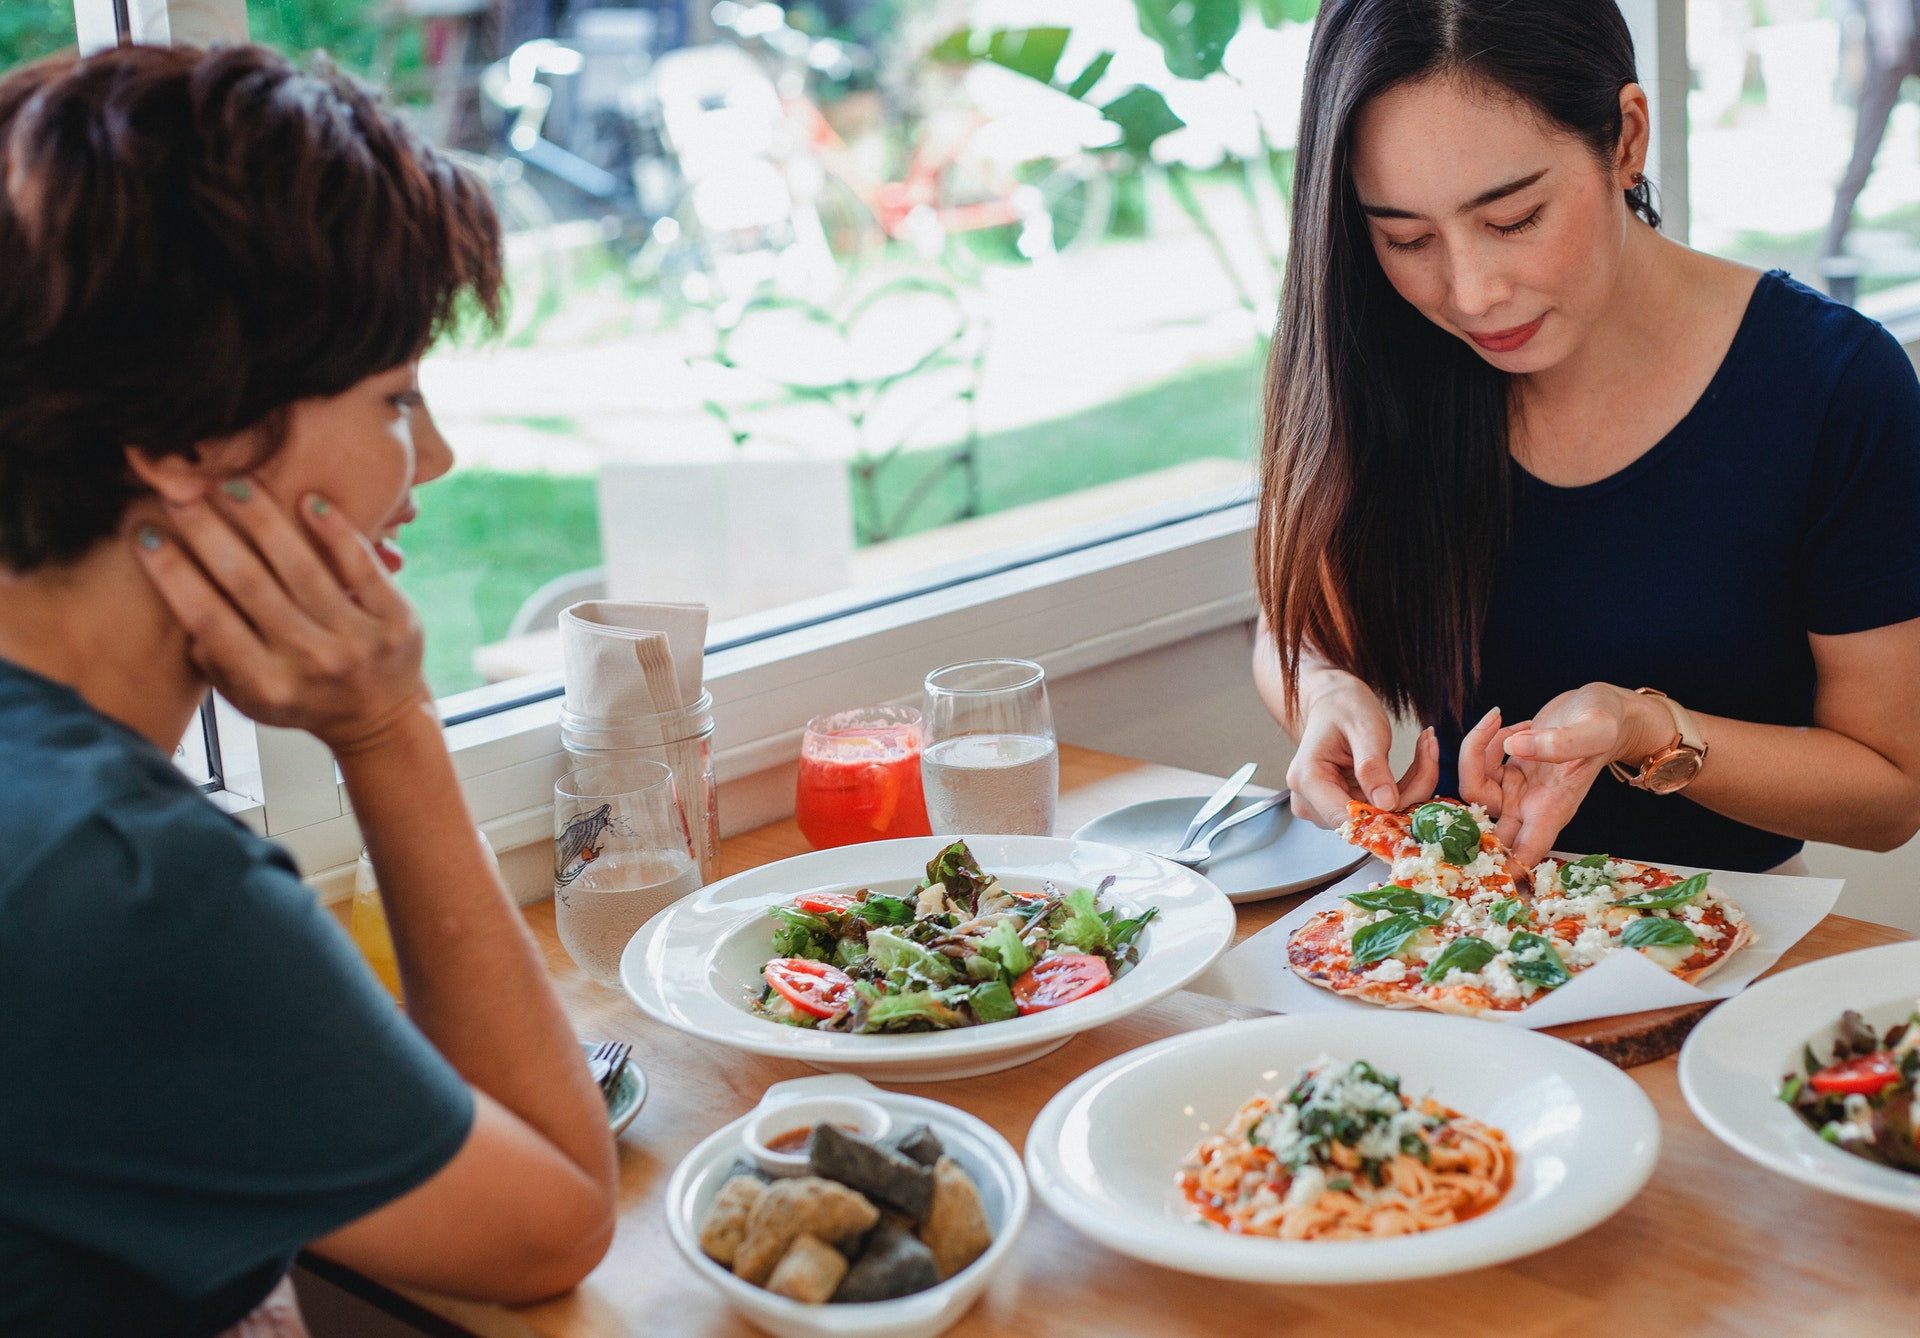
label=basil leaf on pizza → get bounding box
[1557,852,1611,892]
[1506,932,1572,989]
[1350,914,1428,967]
[1613,870,1709,911]
[1410,802,1480,866]
[1619,916,1699,949]
[1423,936,1497,984]
[1490,897,1530,927]
[1344,886,1452,922]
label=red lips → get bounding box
[1466,313,1546,353]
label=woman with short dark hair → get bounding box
[0,45,616,1335]
[1255,0,1920,871]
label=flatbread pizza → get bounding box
[1285,800,1755,1017]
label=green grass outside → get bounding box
[401,349,1266,696]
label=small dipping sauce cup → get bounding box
[741,1095,891,1178]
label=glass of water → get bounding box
[921,658,1059,836]
[554,759,702,986]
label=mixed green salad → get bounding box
[1779,1005,1920,1173]
[751,840,1157,1034]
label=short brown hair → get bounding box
[0,44,503,571]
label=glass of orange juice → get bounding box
[349,832,496,1001]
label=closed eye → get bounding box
[1492,207,1543,237]
[1383,233,1432,253]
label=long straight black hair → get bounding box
[1255,0,1658,728]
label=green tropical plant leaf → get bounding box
[1100,84,1186,156]
[929,26,1071,86]
[1132,0,1241,80]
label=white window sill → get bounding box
[273,491,1257,900]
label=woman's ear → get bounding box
[122,428,262,504]
[1615,82,1651,186]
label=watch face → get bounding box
[1645,752,1704,796]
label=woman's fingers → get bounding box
[1458,708,1504,813]
[1287,753,1354,829]
[1396,727,1439,806]
[300,492,408,618]
[130,522,276,688]
[159,497,329,651]
[211,478,362,627]
[1345,715,1400,811]
[1504,712,1612,765]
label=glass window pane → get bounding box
[174,699,218,789]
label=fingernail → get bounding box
[1505,734,1535,758]
[221,479,252,503]
[1370,785,1396,807]
[135,525,161,551]
[307,495,331,517]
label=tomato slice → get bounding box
[764,957,854,1018]
[1011,953,1111,1015]
[791,892,857,916]
[1810,1051,1904,1096]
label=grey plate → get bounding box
[1073,794,1366,902]
[582,1041,648,1136]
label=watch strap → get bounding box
[1607,689,1708,789]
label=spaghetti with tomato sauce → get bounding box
[1177,1058,1513,1241]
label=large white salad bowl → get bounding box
[1679,938,1920,1217]
[620,834,1235,1082]
[1025,1011,1660,1283]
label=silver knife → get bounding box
[1176,762,1259,853]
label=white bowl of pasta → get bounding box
[1024,1012,1659,1283]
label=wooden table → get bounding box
[351,747,1920,1338]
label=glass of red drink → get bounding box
[795,706,933,849]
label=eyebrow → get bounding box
[1359,169,1550,220]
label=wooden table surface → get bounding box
[368,746,1920,1338]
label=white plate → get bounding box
[621,835,1235,1082]
[1074,796,1365,902]
[1678,939,1920,1216]
[1026,1012,1659,1283]
[664,1074,1029,1338]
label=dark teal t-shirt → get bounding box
[0,659,474,1336]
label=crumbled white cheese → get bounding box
[1565,925,1616,968]
[1353,1106,1430,1162]
[1481,956,1528,1001]
[1284,1164,1328,1209]
[1363,959,1409,983]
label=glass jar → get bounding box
[560,689,719,885]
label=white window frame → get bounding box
[188,1,1690,892]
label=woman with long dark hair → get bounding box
[1256,0,1920,872]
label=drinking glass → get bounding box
[795,705,934,849]
[554,759,701,986]
[350,832,496,1003]
[921,658,1058,836]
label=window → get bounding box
[18,1,1699,881]
[1687,0,1920,316]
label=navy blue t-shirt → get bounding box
[0,659,474,1336]
[1438,271,1920,872]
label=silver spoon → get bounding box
[1162,792,1290,867]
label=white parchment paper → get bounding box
[1187,858,1844,1028]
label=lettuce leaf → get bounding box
[977,918,1034,981]
[968,980,1020,1023]
[866,927,956,988]
[1051,886,1110,953]
[859,988,968,1032]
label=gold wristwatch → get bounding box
[1608,688,1708,795]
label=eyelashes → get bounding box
[1380,207,1544,253]
[1492,207,1543,237]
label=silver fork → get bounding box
[1160,792,1289,867]
[587,1040,631,1095]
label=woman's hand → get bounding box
[1458,685,1671,866]
[130,479,430,756]
[1286,676,1439,827]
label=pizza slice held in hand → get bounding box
[1288,800,1754,1016]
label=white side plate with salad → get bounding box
[622,835,1236,1082]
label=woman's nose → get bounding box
[409,398,455,485]
[1447,246,1513,321]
